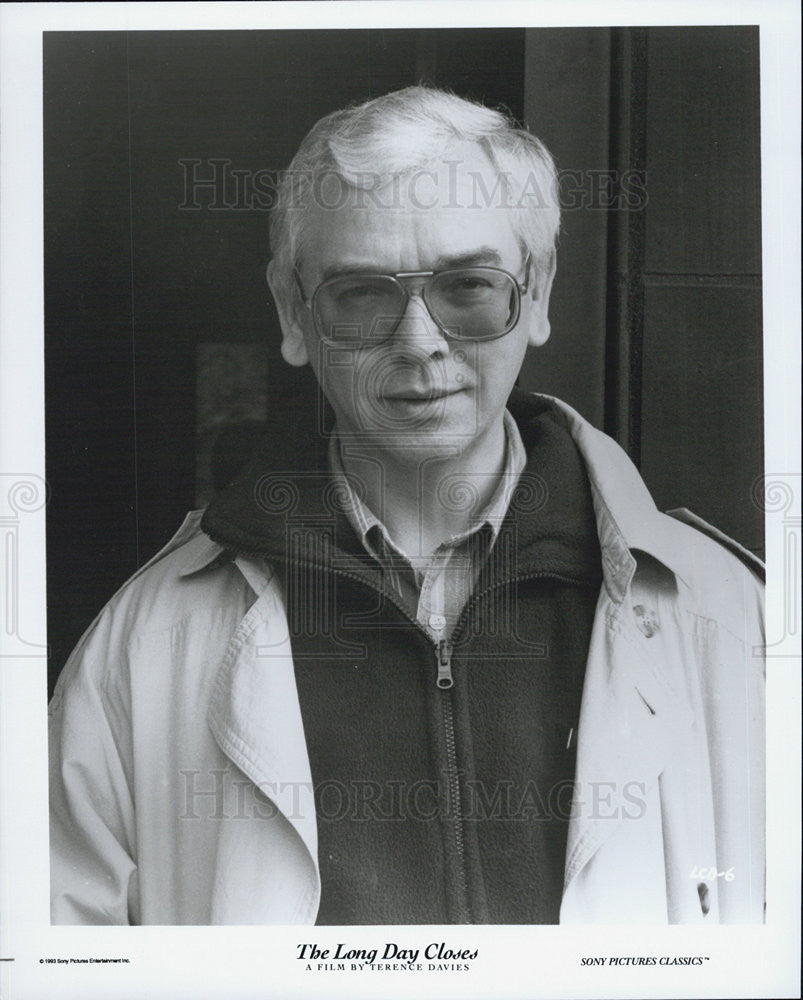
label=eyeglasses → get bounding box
[295,255,531,345]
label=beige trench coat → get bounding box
[49,396,765,925]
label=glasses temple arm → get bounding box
[519,251,534,294]
[293,267,312,308]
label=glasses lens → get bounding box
[428,268,518,340]
[312,267,520,343]
[314,275,405,342]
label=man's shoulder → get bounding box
[514,392,763,575]
[664,507,764,581]
[51,513,252,704]
[648,507,764,647]
[512,391,764,635]
[103,510,230,613]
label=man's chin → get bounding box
[331,389,487,463]
[336,423,477,466]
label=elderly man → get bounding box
[49,87,764,925]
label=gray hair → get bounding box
[269,86,560,303]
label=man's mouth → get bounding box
[381,386,466,403]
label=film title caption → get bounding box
[296,942,478,973]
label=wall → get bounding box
[522,26,763,555]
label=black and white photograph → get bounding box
[0,2,800,998]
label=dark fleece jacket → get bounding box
[201,389,602,924]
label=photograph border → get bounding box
[1,2,800,998]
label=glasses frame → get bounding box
[294,253,532,345]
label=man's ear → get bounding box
[525,251,556,348]
[266,260,310,367]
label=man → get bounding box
[49,86,764,925]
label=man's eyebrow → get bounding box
[319,262,376,281]
[431,248,505,269]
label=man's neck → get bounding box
[336,417,508,559]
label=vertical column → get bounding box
[522,28,612,430]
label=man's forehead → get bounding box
[300,154,522,273]
[304,202,520,275]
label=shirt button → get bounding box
[428,613,447,632]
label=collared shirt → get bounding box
[328,409,527,644]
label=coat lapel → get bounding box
[563,586,693,889]
[546,396,699,903]
[206,559,321,921]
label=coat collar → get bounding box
[177,531,227,577]
[509,391,691,599]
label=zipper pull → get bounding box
[436,640,454,690]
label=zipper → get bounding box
[436,639,454,689]
[426,617,466,919]
[441,685,470,922]
[431,568,594,923]
[293,555,469,918]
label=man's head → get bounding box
[267,86,560,466]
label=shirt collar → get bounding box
[328,408,527,562]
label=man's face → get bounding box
[271,142,554,468]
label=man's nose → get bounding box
[387,287,450,356]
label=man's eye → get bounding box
[335,283,384,303]
[440,275,496,294]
